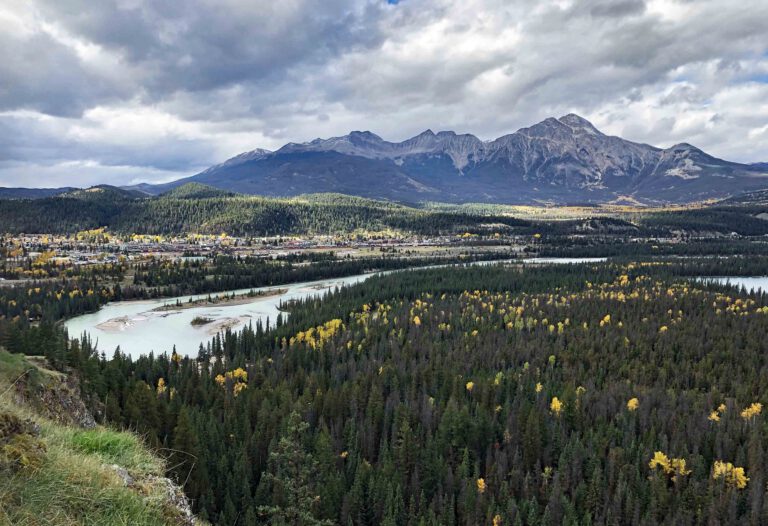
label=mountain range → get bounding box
[4,114,767,205]
[144,114,768,205]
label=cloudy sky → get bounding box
[1,0,767,188]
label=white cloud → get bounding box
[0,0,767,187]
[0,159,186,188]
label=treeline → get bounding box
[0,187,534,236]
[0,279,115,324]
[127,253,516,298]
[661,256,768,277]
[0,254,126,280]
[0,278,116,370]
[538,239,768,258]
[643,206,768,236]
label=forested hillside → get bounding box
[0,185,532,236]
[5,260,767,525]
[2,183,768,238]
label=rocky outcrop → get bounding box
[108,465,198,526]
[11,361,97,428]
[0,350,206,526]
[145,475,198,526]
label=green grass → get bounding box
[0,350,190,526]
[0,350,33,385]
[68,428,162,477]
[0,443,171,526]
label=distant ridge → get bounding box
[160,182,238,199]
[0,187,74,199]
[62,185,147,200]
[139,114,768,205]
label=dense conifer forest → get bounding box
[2,183,768,238]
[537,240,768,258]
[0,186,533,236]
[127,252,514,297]
[4,259,768,524]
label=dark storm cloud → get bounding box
[33,0,388,97]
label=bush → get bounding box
[0,412,46,472]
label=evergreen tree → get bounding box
[257,411,335,525]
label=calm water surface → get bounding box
[697,276,768,292]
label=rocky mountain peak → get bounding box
[558,113,603,134]
[171,114,768,205]
[348,130,384,142]
[667,142,702,153]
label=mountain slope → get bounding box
[152,114,768,204]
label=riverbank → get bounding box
[152,288,287,312]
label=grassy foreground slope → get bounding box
[0,350,199,526]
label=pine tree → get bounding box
[523,409,541,470]
[257,411,335,525]
[171,408,204,502]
